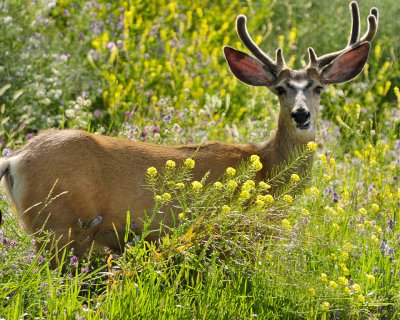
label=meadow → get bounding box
[0,0,399,318]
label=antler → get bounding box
[309,1,379,69]
[236,14,285,73]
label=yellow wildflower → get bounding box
[364,220,373,228]
[239,190,251,200]
[162,193,172,200]
[264,194,274,204]
[308,288,316,296]
[344,243,353,252]
[352,283,361,292]
[338,277,348,286]
[358,208,367,216]
[323,174,331,182]
[221,205,231,214]
[259,181,271,191]
[242,180,255,191]
[178,212,185,220]
[255,199,265,207]
[155,195,163,202]
[309,187,320,197]
[341,250,349,261]
[366,274,375,284]
[371,203,379,212]
[147,167,158,176]
[307,141,318,151]
[213,181,223,189]
[281,219,293,231]
[291,173,300,182]
[191,181,203,190]
[250,154,260,163]
[318,153,327,163]
[283,194,293,203]
[302,209,310,215]
[320,273,328,282]
[329,281,338,290]
[251,160,263,171]
[344,287,351,295]
[371,235,379,243]
[320,301,330,311]
[226,167,236,176]
[357,294,365,303]
[227,180,238,190]
[166,160,176,168]
[176,182,185,189]
[184,158,195,169]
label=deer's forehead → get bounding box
[277,69,321,88]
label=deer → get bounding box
[0,1,378,263]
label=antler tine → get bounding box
[348,1,360,46]
[236,14,282,71]
[360,9,378,42]
[307,47,318,68]
[315,2,379,69]
[275,48,285,69]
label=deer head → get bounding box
[224,1,378,143]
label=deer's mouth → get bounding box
[296,121,311,130]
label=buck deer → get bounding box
[0,2,378,261]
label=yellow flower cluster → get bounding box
[338,276,348,286]
[242,180,256,191]
[213,181,223,189]
[227,180,238,191]
[281,219,293,231]
[239,190,251,200]
[250,155,263,171]
[147,166,158,176]
[290,173,300,182]
[221,205,231,214]
[283,194,293,203]
[307,141,318,151]
[226,167,236,176]
[191,181,203,190]
[257,194,274,206]
[259,181,271,191]
[184,158,195,169]
[320,301,330,311]
[166,160,176,168]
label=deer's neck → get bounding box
[258,115,315,181]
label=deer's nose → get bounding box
[291,108,311,124]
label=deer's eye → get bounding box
[314,86,324,94]
[275,86,286,95]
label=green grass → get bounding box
[1,0,399,319]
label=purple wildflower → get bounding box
[107,42,116,50]
[70,255,78,267]
[81,267,89,274]
[150,125,160,134]
[333,192,339,203]
[2,148,11,156]
[38,256,45,264]
[2,237,10,245]
[93,109,104,119]
[163,114,172,122]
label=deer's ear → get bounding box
[321,42,371,84]
[223,46,276,86]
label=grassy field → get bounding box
[1,0,399,318]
